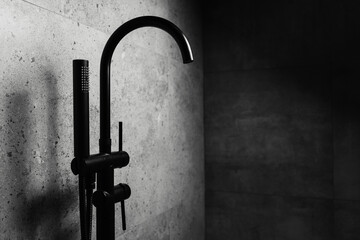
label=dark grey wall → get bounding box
[204,1,360,239]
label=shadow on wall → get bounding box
[5,70,77,239]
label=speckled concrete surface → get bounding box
[0,0,203,239]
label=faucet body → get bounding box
[72,16,193,240]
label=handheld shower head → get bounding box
[73,59,94,240]
[73,59,89,158]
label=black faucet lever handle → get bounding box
[119,121,123,151]
[121,199,126,230]
[118,122,126,230]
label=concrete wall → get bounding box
[204,1,360,239]
[0,1,203,239]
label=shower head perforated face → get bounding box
[81,64,89,92]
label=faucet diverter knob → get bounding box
[92,184,131,207]
[92,190,112,208]
[113,183,131,203]
[92,184,131,231]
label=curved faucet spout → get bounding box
[99,16,193,153]
[101,16,193,66]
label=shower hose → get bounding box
[79,174,93,240]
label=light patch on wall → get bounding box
[157,112,162,124]
[121,52,126,60]
[33,150,43,164]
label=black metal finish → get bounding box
[92,184,130,207]
[71,151,129,175]
[84,152,129,172]
[72,16,193,240]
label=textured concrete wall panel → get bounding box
[0,0,203,239]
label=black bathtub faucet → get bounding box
[72,16,193,240]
